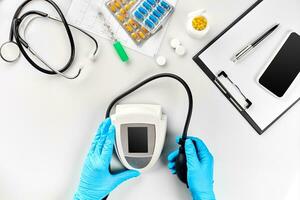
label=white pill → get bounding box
[175,45,186,56]
[170,38,181,49]
[156,56,167,66]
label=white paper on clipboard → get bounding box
[199,0,300,130]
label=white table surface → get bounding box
[0,0,299,200]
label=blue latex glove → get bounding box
[168,137,215,200]
[74,118,140,200]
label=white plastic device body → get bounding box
[111,104,167,172]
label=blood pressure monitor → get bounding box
[111,104,167,171]
[105,73,193,187]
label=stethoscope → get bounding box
[0,0,99,80]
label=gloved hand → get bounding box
[74,118,140,200]
[168,137,215,200]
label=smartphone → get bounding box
[258,32,300,98]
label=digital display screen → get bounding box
[259,32,300,97]
[128,127,148,153]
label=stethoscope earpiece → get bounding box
[89,52,98,62]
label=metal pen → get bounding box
[232,23,280,63]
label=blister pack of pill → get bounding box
[105,0,151,45]
[105,0,174,45]
[132,0,174,33]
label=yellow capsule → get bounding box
[131,32,141,41]
[128,18,139,29]
[137,30,146,39]
[116,14,126,22]
[141,27,149,34]
[119,8,126,15]
[124,4,131,11]
[128,0,136,8]
[120,0,127,4]
[124,23,134,32]
[114,0,122,9]
[192,16,208,31]
[108,2,118,13]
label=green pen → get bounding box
[98,11,129,62]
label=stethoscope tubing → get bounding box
[48,16,99,56]
[11,0,76,75]
[21,15,82,79]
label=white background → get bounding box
[0,0,299,200]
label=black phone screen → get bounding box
[259,32,300,97]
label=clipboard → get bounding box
[193,0,300,135]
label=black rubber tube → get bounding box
[105,73,193,144]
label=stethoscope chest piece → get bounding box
[0,41,21,63]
